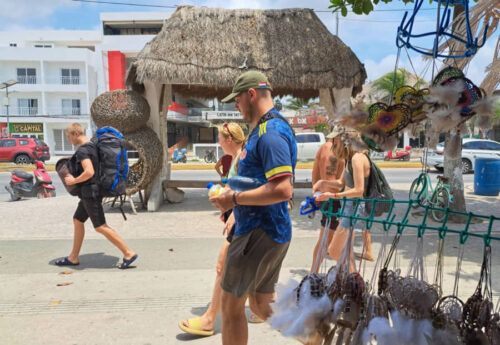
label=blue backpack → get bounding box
[96,127,128,197]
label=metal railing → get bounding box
[17,76,38,84]
[44,76,84,85]
[46,107,83,116]
[1,107,39,116]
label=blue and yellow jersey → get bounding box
[234,108,297,243]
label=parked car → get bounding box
[0,138,50,164]
[296,132,326,161]
[426,138,500,174]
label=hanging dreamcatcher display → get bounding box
[461,244,494,344]
[343,0,497,153]
[396,0,491,59]
[394,85,430,123]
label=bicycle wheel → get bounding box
[409,174,427,208]
[431,187,450,222]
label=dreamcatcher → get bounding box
[350,0,496,155]
[269,202,368,345]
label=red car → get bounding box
[0,137,50,164]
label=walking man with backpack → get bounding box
[55,123,138,269]
[210,71,297,345]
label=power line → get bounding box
[71,0,438,14]
[72,0,176,8]
[338,18,435,23]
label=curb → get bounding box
[0,161,423,173]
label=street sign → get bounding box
[203,111,242,120]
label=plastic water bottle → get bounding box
[207,182,224,198]
[222,176,263,192]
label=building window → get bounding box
[53,129,74,152]
[9,43,17,47]
[16,68,37,84]
[61,68,80,85]
[17,99,38,116]
[62,99,81,115]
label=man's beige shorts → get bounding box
[221,228,290,297]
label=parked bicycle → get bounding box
[204,150,217,163]
[409,171,453,222]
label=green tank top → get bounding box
[227,154,239,179]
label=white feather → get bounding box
[331,298,346,323]
[363,316,399,345]
[390,310,415,344]
[269,279,332,340]
[427,81,465,106]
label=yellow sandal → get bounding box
[178,317,215,337]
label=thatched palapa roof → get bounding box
[128,6,367,99]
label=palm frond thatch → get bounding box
[128,6,367,99]
[481,36,500,95]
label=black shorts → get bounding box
[73,187,106,229]
[221,228,289,297]
[223,209,235,243]
[320,200,341,231]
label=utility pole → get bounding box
[0,80,18,137]
[336,11,339,36]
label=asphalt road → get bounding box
[0,168,474,200]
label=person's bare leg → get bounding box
[311,227,334,273]
[361,230,374,261]
[328,227,356,272]
[68,218,85,263]
[248,292,274,321]
[182,240,229,331]
[95,224,135,259]
[221,291,248,345]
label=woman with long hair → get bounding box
[179,122,251,336]
[314,131,374,271]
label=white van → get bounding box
[295,132,326,161]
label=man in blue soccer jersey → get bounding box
[210,71,297,345]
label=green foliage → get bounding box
[286,98,311,110]
[314,123,330,134]
[371,68,412,97]
[494,98,500,121]
[329,0,477,16]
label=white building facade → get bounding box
[0,13,171,160]
[0,31,100,158]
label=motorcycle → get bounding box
[384,145,412,161]
[204,150,217,163]
[5,161,56,201]
[172,148,187,163]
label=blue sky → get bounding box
[0,0,496,84]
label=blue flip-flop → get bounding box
[55,257,79,266]
[119,254,138,269]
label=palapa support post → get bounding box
[143,81,170,212]
[319,87,354,120]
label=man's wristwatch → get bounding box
[232,192,240,206]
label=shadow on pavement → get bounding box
[48,252,120,270]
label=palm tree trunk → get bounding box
[443,4,467,215]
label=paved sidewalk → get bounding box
[0,187,499,345]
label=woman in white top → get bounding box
[179,122,252,336]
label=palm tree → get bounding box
[286,98,311,110]
[371,68,414,99]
